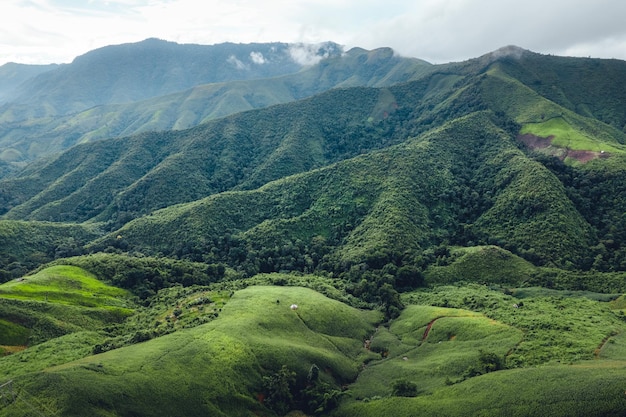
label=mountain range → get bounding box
[1,40,626,416]
[0,38,429,172]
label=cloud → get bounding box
[249,51,266,65]
[227,55,248,70]
[288,42,338,66]
[346,0,626,63]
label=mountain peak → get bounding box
[484,45,529,61]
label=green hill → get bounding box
[0,221,100,280]
[1,46,626,415]
[0,265,132,380]
[0,85,412,225]
[3,280,626,416]
[86,111,594,272]
[1,39,339,120]
[338,284,626,416]
[0,62,58,103]
[1,285,380,416]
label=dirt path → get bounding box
[594,332,617,358]
[422,318,440,341]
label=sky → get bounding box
[1,0,626,66]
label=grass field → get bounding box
[0,265,131,309]
[337,363,626,417]
[333,283,626,416]
[2,276,626,416]
[0,265,134,376]
[1,286,380,416]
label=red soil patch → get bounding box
[517,133,610,163]
[518,133,553,149]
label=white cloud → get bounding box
[1,0,626,65]
[249,51,266,65]
[227,55,248,70]
[288,44,324,66]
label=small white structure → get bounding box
[290,304,298,310]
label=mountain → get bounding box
[0,38,341,119]
[2,45,626,416]
[0,40,429,172]
[2,45,626,272]
[1,45,626,295]
[0,62,58,104]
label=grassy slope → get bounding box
[335,284,626,416]
[1,263,625,416]
[424,245,537,285]
[1,286,380,417]
[0,265,132,370]
[480,63,626,158]
[339,364,626,417]
[0,265,130,307]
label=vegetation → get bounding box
[0,41,428,173]
[1,286,379,416]
[1,45,626,415]
[0,220,99,281]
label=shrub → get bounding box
[391,379,418,397]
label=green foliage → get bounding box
[0,318,29,345]
[424,246,536,286]
[461,350,504,379]
[93,285,230,353]
[0,220,98,280]
[49,253,226,298]
[337,281,626,416]
[3,47,626,416]
[1,286,377,416]
[391,379,418,397]
[404,284,622,366]
[520,117,625,153]
[0,265,131,307]
[0,332,104,381]
[0,43,428,173]
[263,365,297,415]
[338,364,626,417]
[4,52,625,279]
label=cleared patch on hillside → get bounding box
[518,132,613,163]
[518,117,624,164]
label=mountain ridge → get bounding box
[0,40,430,171]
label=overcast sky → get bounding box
[2,0,626,66]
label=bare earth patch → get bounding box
[1,345,26,355]
[517,133,609,163]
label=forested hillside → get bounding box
[0,40,428,172]
[1,45,626,416]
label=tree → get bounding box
[391,379,418,397]
[262,365,296,415]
